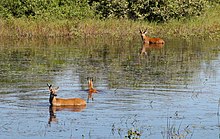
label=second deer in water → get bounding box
[87,77,98,102]
[47,84,86,106]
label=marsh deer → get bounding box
[140,29,165,44]
[47,84,86,106]
[87,77,98,102]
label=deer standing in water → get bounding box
[139,28,165,56]
[47,84,86,106]
[87,77,98,102]
[140,29,165,44]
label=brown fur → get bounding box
[51,98,86,106]
[140,29,165,44]
[87,77,98,101]
[47,84,86,106]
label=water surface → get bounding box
[0,37,220,139]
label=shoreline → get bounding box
[0,6,219,41]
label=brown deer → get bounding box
[140,29,165,44]
[47,84,86,106]
[87,77,98,102]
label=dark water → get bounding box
[0,37,220,139]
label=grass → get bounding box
[0,5,219,40]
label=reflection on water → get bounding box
[140,43,164,56]
[48,105,86,125]
[0,37,220,138]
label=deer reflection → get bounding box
[140,43,164,56]
[48,105,86,125]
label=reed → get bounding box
[0,5,219,40]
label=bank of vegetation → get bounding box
[0,0,219,40]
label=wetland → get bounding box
[0,37,220,139]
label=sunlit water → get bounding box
[0,37,220,139]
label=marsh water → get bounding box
[0,36,220,139]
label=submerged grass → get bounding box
[0,5,219,40]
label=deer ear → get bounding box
[144,28,148,34]
[55,87,59,90]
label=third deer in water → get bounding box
[87,77,98,102]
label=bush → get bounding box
[0,0,216,22]
[89,0,128,19]
[89,0,209,22]
[0,0,94,19]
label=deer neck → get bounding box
[88,81,94,89]
[49,94,56,105]
[142,35,150,44]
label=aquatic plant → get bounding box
[125,128,141,139]
[111,115,144,139]
[161,115,194,139]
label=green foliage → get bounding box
[0,0,94,19]
[0,0,218,22]
[89,0,128,19]
[89,0,209,22]
[208,0,220,4]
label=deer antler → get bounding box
[144,28,148,34]
[47,83,52,88]
[139,28,143,34]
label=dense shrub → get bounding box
[0,0,218,22]
[0,0,94,19]
[88,0,128,19]
[89,0,209,22]
[208,0,220,4]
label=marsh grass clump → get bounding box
[0,18,82,38]
[161,116,194,139]
[111,115,144,139]
[162,124,193,139]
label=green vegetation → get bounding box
[0,0,219,40]
[89,0,207,22]
[125,129,141,139]
[0,0,94,19]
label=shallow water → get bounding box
[0,37,220,139]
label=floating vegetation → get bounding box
[125,128,141,139]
